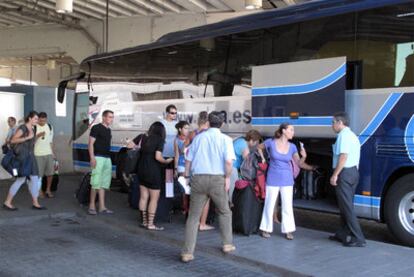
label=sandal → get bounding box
[99,209,114,214]
[140,210,148,228]
[146,212,164,231]
[199,224,215,231]
[88,209,97,215]
[181,254,194,263]
[261,231,271,238]
[222,244,236,253]
[45,192,55,198]
[147,225,164,231]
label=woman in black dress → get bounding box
[138,122,173,230]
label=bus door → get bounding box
[251,57,346,139]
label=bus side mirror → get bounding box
[57,80,68,103]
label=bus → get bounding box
[59,0,414,246]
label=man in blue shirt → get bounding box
[330,112,366,247]
[181,111,236,262]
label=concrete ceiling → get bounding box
[0,0,308,28]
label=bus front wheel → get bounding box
[385,174,414,247]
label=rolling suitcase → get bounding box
[41,174,59,192]
[128,175,140,209]
[232,184,263,236]
[75,172,92,206]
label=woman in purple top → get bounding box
[258,123,315,240]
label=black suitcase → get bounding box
[128,175,140,209]
[75,173,92,206]
[155,193,173,223]
[41,174,59,192]
[232,184,263,236]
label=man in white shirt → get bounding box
[34,112,55,198]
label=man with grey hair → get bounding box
[181,111,236,262]
[330,112,366,247]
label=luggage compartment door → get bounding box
[252,57,346,138]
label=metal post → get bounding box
[106,0,109,52]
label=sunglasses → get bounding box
[169,111,177,115]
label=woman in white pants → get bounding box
[3,111,45,211]
[258,123,315,240]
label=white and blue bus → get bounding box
[59,0,414,246]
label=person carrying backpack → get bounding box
[231,130,262,202]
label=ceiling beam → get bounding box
[205,0,232,11]
[151,0,182,13]
[170,0,204,12]
[110,0,148,16]
[40,0,103,20]
[16,0,90,20]
[0,3,101,52]
[283,0,296,5]
[220,0,246,11]
[129,0,164,15]
[72,0,119,17]
[0,17,16,27]
[188,0,208,11]
[84,0,134,16]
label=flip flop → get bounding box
[199,225,215,231]
[99,209,114,214]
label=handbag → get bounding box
[2,144,9,154]
[1,148,20,176]
[291,159,300,179]
[124,135,144,174]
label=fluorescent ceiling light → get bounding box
[56,0,73,14]
[245,0,262,10]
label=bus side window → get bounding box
[74,92,90,140]
[346,61,363,90]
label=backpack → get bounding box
[240,150,259,181]
[124,134,145,174]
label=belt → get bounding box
[193,174,225,177]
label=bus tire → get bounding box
[384,174,414,247]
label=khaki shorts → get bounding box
[36,154,55,177]
[91,156,112,190]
